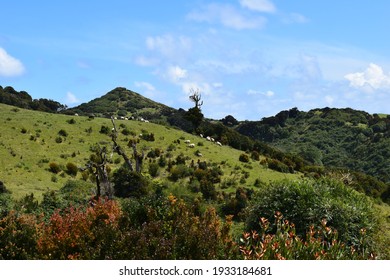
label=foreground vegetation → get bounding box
[0,178,386,260]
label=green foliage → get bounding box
[239,153,250,163]
[113,165,149,198]
[99,125,110,134]
[240,213,375,260]
[49,162,62,174]
[65,162,78,177]
[58,129,68,137]
[148,162,160,177]
[246,179,380,249]
[0,211,40,259]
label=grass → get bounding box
[0,103,300,200]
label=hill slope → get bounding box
[236,107,390,183]
[0,103,299,199]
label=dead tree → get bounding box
[84,145,113,199]
[189,88,203,109]
[111,116,144,173]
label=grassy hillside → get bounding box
[0,103,299,200]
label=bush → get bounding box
[149,163,160,177]
[239,153,250,163]
[240,212,375,260]
[66,162,78,177]
[0,212,40,259]
[99,125,110,134]
[113,165,149,198]
[49,162,61,174]
[58,129,68,137]
[246,179,380,250]
[55,136,63,143]
[267,159,290,173]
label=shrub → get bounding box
[240,212,375,260]
[58,129,68,137]
[21,128,27,134]
[246,179,380,250]
[0,212,40,259]
[55,136,63,144]
[49,162,61,174]
[99,125,110,134]
[267,159,290,173]
[66,162,78,177]
[66,119,76,124]
[239,153,250,163]
[148,163,160,177]
[113,165,149,198]
[37,198,122,259]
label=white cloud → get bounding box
[134,81,155,91]
[146,35,191,58]
[0,47,25,77]
[66,92,80,104]
[187,3,267,30]
[239,0,276,13]
[283,13,309,24]
[134,55,159,67]
[325,95,334,105]
[247,89,275,97]
[344,63,390,91]
[167,65,188,82]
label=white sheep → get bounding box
[184,140,191,144]
[188,143,195,148]
[206,136,211,141]
[216,141,222,146]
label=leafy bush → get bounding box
[239,153,250,163]
[240,212,375,260]
[37,198,122,259]
[58,129,68,137]
[148,163,160,177]
[267,159,290,173]
[49,162,61,174]
[65,162,78,177]
[0,212,40,259]
[113,165,149,198]
[246,179,380,250]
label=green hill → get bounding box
[0,103,299,200]
[235,107,390,202]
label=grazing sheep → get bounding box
[184,140,191,144]
[200,134,203,138]
[216,141,222,146]
[188,143,195,148]
[206,136,211,141]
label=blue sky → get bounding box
[1,0,390,120]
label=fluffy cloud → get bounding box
[239,0,276,13]
[65,92,80,104]
[167,65,188,82]
[0,47,25,77]
[344,63,390,91]
[187,3,267,30]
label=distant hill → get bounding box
[0,85,67,113]
[65,87,176,122]
[235,107,390,184]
